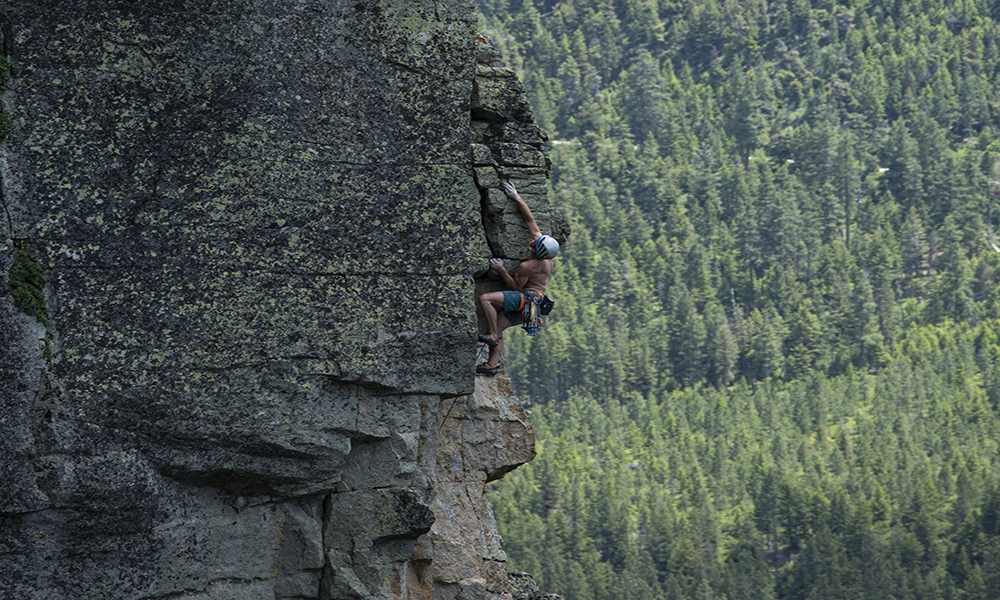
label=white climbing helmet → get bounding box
[532,234,560,259]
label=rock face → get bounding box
[471,38,568,262]
[1,3,558,599]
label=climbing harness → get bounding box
[521,291,545,336]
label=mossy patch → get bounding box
[9,241,48,326]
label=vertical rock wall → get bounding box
[471,39,568,261]
[0,3,557,600]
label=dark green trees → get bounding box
[479,1,1000,598]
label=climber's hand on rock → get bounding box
[489,258,505,272]
[502,180,518,197]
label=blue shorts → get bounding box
[502,290,524,314]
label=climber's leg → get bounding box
[478,291,507,345]
[482,312,512,369]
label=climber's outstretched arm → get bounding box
[502,181,542,239]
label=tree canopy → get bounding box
[481,1,1000,598]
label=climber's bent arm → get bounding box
[490,258,520,290]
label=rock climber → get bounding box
[477,180,559,376]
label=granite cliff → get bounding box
[0,2,564,599]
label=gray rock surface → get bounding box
[508,571,563,600]
[1,3,560,600]
[431,374,534,598]
[471,37,568,262]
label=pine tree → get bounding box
[927,217,977,323]
[900,207,930,278]
[669,282,708,386]
[705,302,739,388]
[884,119,924,211]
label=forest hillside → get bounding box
[483,1,1000,598]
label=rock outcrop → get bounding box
[471,38,568,262]
[509,572,563,600]
[1,3,560,599]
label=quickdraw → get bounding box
[521,291,544,336]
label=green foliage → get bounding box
[493,322,1000,600]
[480,1,1000,598]
[8,241,47,326]
[479,0,1000,398]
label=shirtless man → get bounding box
[477,180,560,375]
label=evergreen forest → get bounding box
[481,1,1000,598]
